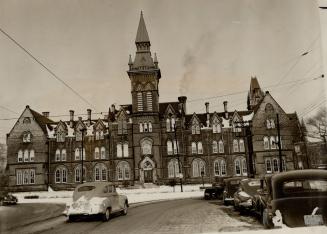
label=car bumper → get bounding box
[239,200,253,209]
[66,205,106,216]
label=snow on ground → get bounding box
[12,184,208,205]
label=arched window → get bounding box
[139,123,143,132]
[24,149,29,162]
[263,136,269,150]
[117,161,131,180]
[233,139,239,153]
[144,122,148,132]
[55,149,61,161]
[212,117,221,133]
[214,159,227,176]
[100,147,106,159]
[94,147,100,159]
[141,139,152,155]
[30,169,35,184]
[123,142,129,157]
[61,149,66,161]
[16,170,23,185]
[212,141,218,153]
[117,143,122,158]
[148,122,152,132]
[167,140,173,155]
[55,166,68,184]
[192,120,200,134]
[235,159,241,176]
[197,142,203,154]
[265,158,272,173]
[29,149,35,162]
[137,92,143,111]
[62,168,67,183]
[171,118,176,131]
[270,136,276,149]
[273,158,279,172]
[55,169,61,183]
[168,159,180,178]
[57,131,65,142]
[192,158,205,177]
[239,139,245,152]
[94,163,107,181]
[75,166,86,182]
[191,142,197,154]
[23,170,29,184]
[18,150,23,162]
[75,148,80,160]
[173,140,178,154]
[219,140,224,153]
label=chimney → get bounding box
[128,54,133,70]
[111,104,116,113]
[223,101,228,119]
[205,102,210,127]
[178,96,187,114]
[42,112,49,118]
[69,110,74,128]
[87,109,92,122]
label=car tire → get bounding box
[262,208,273,229]
[102,208,111,222]
[122,202,128,216]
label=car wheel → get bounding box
[262,209,273,229]
[102,208,111,222]
[122,203,128,216]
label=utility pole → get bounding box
[276,114,283,172]
[173,122,183,192]
[235,120,254,178]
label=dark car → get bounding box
[204,186,224,200]
[222,177,244,205]
[0,191,18,206]
[233,178,261,211]
[254,170,327,228]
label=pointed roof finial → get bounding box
[154,53,158,63]
[135,11,150,43]
[128,54,133,65]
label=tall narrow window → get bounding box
[137,92,143,111]
[270,136,276,149]
[264,136,269,150]
[171,118,176,132]
[148,122,152,132]
[192,158,205,177]
[239,139,245,152]
[62,168,67,183]
[214,160,220,176]
[16,170,23,185]
[241,158,247,176]
[191,142,197,154]
[166,119,171,132]
[146,91,152,111]
[55,169,61,183]
[265,158,272,173]
[30,169,35,184]
[168,159,180,178]
[167,140,173,155]
[173,140,178,154]
[197,142,203,154]
[61,149,66,161]
[123,143,129,157]
[221,160,226,176]
[117,161,131,180]
[139,123,144,132]
[144,122,148,132]
[55,149,61,161]
[94,147,100,159]
[117,143,122,158]
[29,149,35,162]
[273,158,279,172]
[75,148,80,160]
[18,150,23,162]
[24,149,29,162]
[212,141,218,153]
[233,139,239,153]
[218,140,224,153]
[235,159,241,176]
[118,119,127,135]
[101,147,106,159]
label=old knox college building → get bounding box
[6,13,308,191]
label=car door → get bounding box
[108,185,120,212]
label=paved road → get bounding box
[2,199,262,234]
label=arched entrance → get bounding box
[140,157,156,184]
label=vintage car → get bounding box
[254,170,327,228]
[233,178,261,211]
[222,177,244,205]
[204,185,224,200]
[0,191,18,206]
[65,182,129,222]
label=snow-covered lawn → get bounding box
[13,184,208,206]
[204,226,327,234]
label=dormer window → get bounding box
[56,131,66,142]
[212,117,221,133]
[191,120,200,134]
[95,130,104,140]
[166,117,175,132]
[118,119,127,135]
[23,132,32,143]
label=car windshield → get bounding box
[283,180,327,195]
[242,180,261,196]
[77,186,96,192]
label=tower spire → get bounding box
[135,11,150,43]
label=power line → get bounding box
[0,105,18,114]
[0,26,97,110]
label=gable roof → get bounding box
[30,108,55,134]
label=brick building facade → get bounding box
[6,13,308,191]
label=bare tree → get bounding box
[305,107,327,140]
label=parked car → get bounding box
[65,182,129,222]
[233,178,261,211]
[0,191,18,206]
[254,170,327,228]
[222,177,244,205]
[204,185,224,200]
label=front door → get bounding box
[144,170,153,183]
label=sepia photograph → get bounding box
[0,0,327,233]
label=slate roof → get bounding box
[135,11,150,43]
[30,108,55,134]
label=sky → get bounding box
[0,0,326,143]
